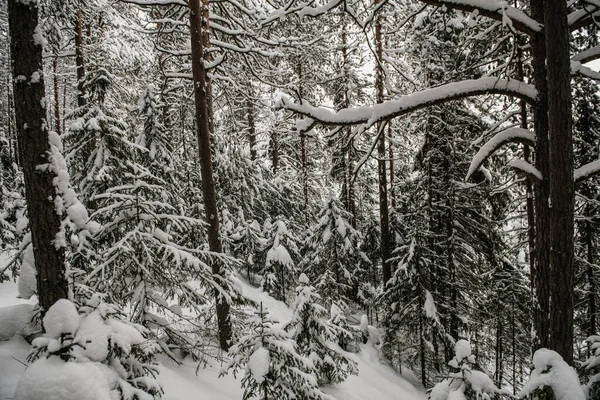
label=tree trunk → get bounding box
[530,0,551,353]
[247,97,256,160]
[189,0,231,351]
[75,9,86,108]
[8,0,68,312]
[53,57,61,135]
[375,0,391,284]
[544,2,574,365]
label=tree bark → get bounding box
[544,1,574,365]
[189,0,231,350]
[8,0,68,312]
[375,0,391,284]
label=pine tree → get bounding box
[259,218,300,302]
[222,303,333,400]
[286,274,358,385]
[301,198,368,307]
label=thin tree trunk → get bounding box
[247,96,256,160]
[75,9,86,108]
[53,57,61,135]
[189,0,231,350]
[544,2,574,365]
[588,217,596,346]
[375,0,391,284]
[8,0,68,312]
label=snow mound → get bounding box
[42,299,79,338]
[0,303,35,341]
[519,348,585,400]
[13,357,113,400]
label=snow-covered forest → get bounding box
[0,0,599,399]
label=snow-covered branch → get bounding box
[571,61,600,81]
[575,160,600,183]
[276,78,537,130]
[418,0,542,35]
[509,158,543,182]
[572,44,600,64]
[466,127,535,181]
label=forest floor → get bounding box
[0,254,426,400]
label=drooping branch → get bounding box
[466,127,536,181]
[572,44,600,64]
[276,78,537,129]
[509,158,543,182]
[575,159,600,183]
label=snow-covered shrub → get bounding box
[430,340,509,400]
[518,348,584,400]
[222,303,333,400]
[14,298,162,400]
[286,274,358,384]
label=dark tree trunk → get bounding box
[53,57,61,135]
[544,1,574,365]
[189,0,231,350]
[8,0,68,312]
[530,0,551,353]
[247,97,256,160]
[375,1,391,284]
[75,9,86,108]
[587,216,596,346]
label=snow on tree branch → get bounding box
[574,159,600,183]
[276,78,537,131]
[569,5,600,31]
[571,61,600,81]
[418,0,542,35]
[466,127,535,181]
[509,158,542,182]
[572,44,600,64]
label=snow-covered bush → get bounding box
[430,340,509,400]
[14,298,162,400]
[518,348,584,400]
[222,303,333,400]
[286,274,358,384]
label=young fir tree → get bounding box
[222,303,333,400]
[300,198,368,307]
[286,274,358,385]
[429,340,509,400]
[258,218,301,302]
[230,217,266,285]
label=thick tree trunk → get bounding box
[544,2,574,365]
[75,9,86,108]
[189,0,231,350]
[8,0,68,312]
[530,0,551,352]
[375,0,391,284]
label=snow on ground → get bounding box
[0,262,426,400]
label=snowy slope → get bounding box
[0,264,426,400]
